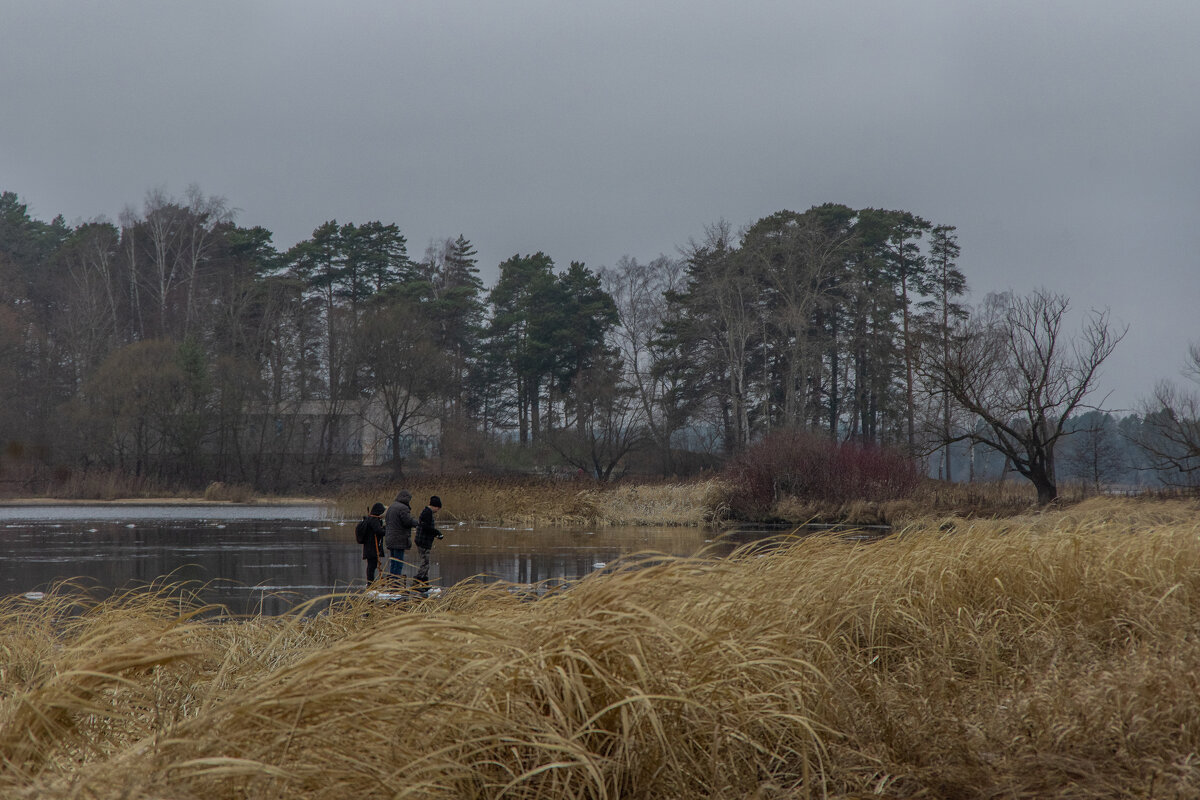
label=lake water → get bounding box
[0,504,749,615]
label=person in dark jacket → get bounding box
[413,495,444,592]
[384,490,417,586]
[359,502,386,582]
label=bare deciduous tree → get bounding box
[600,254,685,473]
[548,360,644,481]
[926,288,1125,504]
[359,299,441,478]
[121,186,231,338]
[678,221,759,453]
[59,221,122,385]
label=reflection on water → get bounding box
[0,505,738,615]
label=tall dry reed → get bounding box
[338,475,1097,528]
[337,477,727,526]
[44,469,180,501]
[4,497,1200,798]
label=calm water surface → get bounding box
[0,505,745,614]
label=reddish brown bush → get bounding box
[722,429,920,516]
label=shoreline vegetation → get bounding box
[3,496,1200,797]
[0,473,1147,526]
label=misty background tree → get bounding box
[1129,342,1200,486]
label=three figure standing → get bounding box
[376,490,445,592]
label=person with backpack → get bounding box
[356,502,387,582]
[412,495,445,593]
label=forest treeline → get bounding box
[0,186,1194,494]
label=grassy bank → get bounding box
[4,497,1200,798]
[336,476,730,526]
[8,463,1115,525]
[336,475,1106,527]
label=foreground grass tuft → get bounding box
[4,497,1200,798]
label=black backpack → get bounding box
[354,516,370,545]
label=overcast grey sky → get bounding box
[3,1,1197,411]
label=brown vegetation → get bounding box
[337,474,1120,528]
[4,466,1155,527]
[202,481,256,503]
[721,428,922,518]
[30,468,177,502]
[4,498,1200,797]
[336,476,729,527]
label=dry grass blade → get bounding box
[3,497,1200,798]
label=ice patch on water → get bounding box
[366,590,408,601]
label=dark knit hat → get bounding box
[429,495,442,508]
[369,502,386,516]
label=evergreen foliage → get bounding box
[0,184,1168,495]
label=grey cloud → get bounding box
[2,0,1197,410]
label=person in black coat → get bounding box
[413,495,444,591]
[358,502,387,582]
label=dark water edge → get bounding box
[0,506,705,615]
[0,506,888,615]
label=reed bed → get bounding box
[336,477,728,526]
[909,478,1097,518]
[337,475,1101,528]
[4,497,1200,798]
[42,469,181,502]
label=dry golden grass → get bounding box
[771,479,1108,527]
[337,477,728,527]
[336,474,1105,531]
[203,481,256,503]
[5,497,1200,798]
[907,477,1098,517]
[43,469,183,501]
